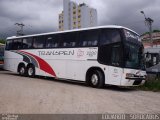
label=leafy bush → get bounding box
[138,77,160,92]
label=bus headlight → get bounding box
[126,73,134,78]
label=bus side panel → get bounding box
[48,60,66,78]
[105,66,123,85]
[66,61,105,82]
[4,51,23,72]
[66,60,78,80]
[25,48,99,80]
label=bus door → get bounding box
[107,45,123,85]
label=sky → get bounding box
[0,0,160,38]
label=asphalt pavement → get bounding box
[0,71,160,114]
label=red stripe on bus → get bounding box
[20,51,56,77]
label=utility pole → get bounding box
[15,23,25,36]
[140,11,154,47]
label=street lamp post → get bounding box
[15,23,25,36]
[140,11,154,47]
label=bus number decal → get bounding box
[87,51,97,57]
[77,49,84,58]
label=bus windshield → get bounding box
[124,42,145,70]
[124,29,145,70]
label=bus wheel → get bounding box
[27,65,35,77]
[18,65,26,76]
[89,70,104,88]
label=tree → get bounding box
[153,30,160,33]
[141,29,160,36]
[0,39,5,44]
[141,32,150,36]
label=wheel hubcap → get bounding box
[20,67,25,74]
[91,74,98,85]
[28,68,33,76]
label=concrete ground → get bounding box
[0,70,160,114]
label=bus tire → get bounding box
[18,64,26,76]
[88,70,104,88]
[27,65,35,77]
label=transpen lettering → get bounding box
[38,50,75,56]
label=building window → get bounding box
[73,6,76,9]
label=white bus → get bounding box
[4,26,146,88]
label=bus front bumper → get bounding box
[120,70,146,86]
[125,77,146,86]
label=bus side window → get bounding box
[79,30,99,47]
[111,45,122,66]
[46,35,60,48]
[13,39,22,50]
[5,40,13,50]
[62,32,78,48]
[33,36,45,49]
[46,36,54,48]
[22,38,33,49]
[98,29,122,66]
[100,29,121,45]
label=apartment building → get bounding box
[141,32,160,48]
[59,0,97,31]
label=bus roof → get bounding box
[7,25,139,40]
